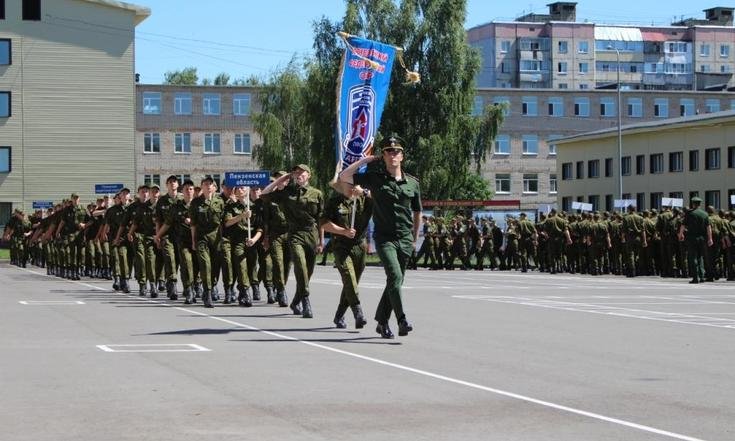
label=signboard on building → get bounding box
[32,201,54,210]
[224,171,271,188]
[94,183,124,194]
[571,201,593,212]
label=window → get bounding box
[144,174,161,187]
[558,83,568,89]
[562,163,573,180]
[605,194,613,212]
[557,62,568,74]
[669,152,683,172]
[233,94,251,116]
[654,98,668,118]
[0,39,10,65]
[578,41,589,53]
[627,97,642,117]
[722,65,732,74]
[576,161,584,179]
[174,93,192,115]
[649,153,663,174]
[728,146,735,168]
[520,60,546,71]
[705,148,720,170]
[176,174,191,184]
[562,197,572,212]
[0,91,9,117]
[669,192,683,200]
[636,193,646,211]
[636,155,645,175]
[494,135,510,155]
[622,156,631,176]
[495,174,510,193]
[500,40,511,53]
[650,192,663,210]
[22,0,40,21]
[204,133,221,154]
[547,135,560,155]
[588,195,600,211]
[174,133,191,154]
[578,62,589,74]
[689,150,699,171]
[234,134,251,154]
[587,160,600,178]
[522,135,538,155]
[523,174,538,193]
[705,99,720,113]
[700,44,710,56]
[500,62,510,73]
[574,97,589,116]
[548,97,563,116]
[0,0,4,20]
[522,96,537,116]
[142,92,161,114]
[558,40,568,54]
[472,95,484,116]
[203,93,221,115]
[604,158,613,177]
[667,42,687,53]
[705,190,721,209]
[700,64,710,73]
[720,45,730,58]
[600,97,615,117]
[0,146,10,173]
[730,189,735,209]
[679,98,694,116]
[549,174,557,193]
[143,133,160,153]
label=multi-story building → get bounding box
[554,109,735,212]
[468,3,735,91]
[0,0,149,224]
[473,88,735,210]
[135,84,261,188]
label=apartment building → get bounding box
[554,110,735,212]
[0,0,149,224]
[474,88,735,210]
[135,84,261,188]
[468,3,735,91]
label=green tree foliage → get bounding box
[214,72,231,86]
[163,67,198,85]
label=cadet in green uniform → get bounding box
[149,185,166,293]
[218,185,236,303]
[678,197,713,284]
[155,175,182,299]
[261,164,323,318]
[544,209,572,274]
[56,194,87,280]
[264,171,292,307]
[622,205,647,277]
[414,216,436,268]
[320,186,373,329]
[339,136,421,338]
[517,213,536,272]
[128,185,158,297]
[250,187,274,302]
[190,176,225,308]
[223,186,264,306]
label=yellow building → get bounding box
[555,109,735,212]
[0,0,149,224]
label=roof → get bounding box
[78,0,150,25]
[594,26,643,41]
[554,109,735,145]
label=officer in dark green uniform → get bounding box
[678,197,713,284]
[261,164,323,318]
[339,136,421,338]
[155,175,182,299]
[320,185,373,329]
[190,176,225,308]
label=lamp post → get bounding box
[608,45,623,208]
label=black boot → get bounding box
[149,282,158,298]
[121,279,131,293]
[238,286,252,307]
[301,297,313,319]
[277,289,288,307]
[194,283,202,302]
[223,286,233,304]
[398,317,413,336]
[168,280,178,300]
[211,286,220,302]
[290,294,303,315]
[157,280,166,292]
[138,282,147,296]
[112,276,120,291]
[251,284,261,301]
[182,287,193,304]
[376,322,394,339]
[72,269,80,280]
[351,304,367,329]
[333,304,348,328]
[202,289,214,308]
[266,286,275,304]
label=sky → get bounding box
[133,0,716,84]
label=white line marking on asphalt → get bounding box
[16,267,710,441]
[96,344,211,353]
[18,300,85,305]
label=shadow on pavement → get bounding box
[230,337,401,345]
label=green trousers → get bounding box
[178,240,199,289]
[334,243,366,308]
[289,230,317,299]
[134,234,157,283]
[269,232,291,291]
[687,238,706,281]
[196,230,221,291]
[233,240,258,288]
[220,236,234,287]
[375,240,411,324]
[256,243,272,288]
[160,236,178,282]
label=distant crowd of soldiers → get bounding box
[409,202,735,283]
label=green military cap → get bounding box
[166,175,179,184]
[70,193,80,199]
[150,184,160,191]
[651,208,657,214]
[691,197,702,203]
[519,212,527,217]
[381,135,404,151]
[201,175,214,184]
[292,164,311,174]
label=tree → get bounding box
[214,72,230,86]
[163,67,198,85]
[200,78,212,86]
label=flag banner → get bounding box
[334,33,397,177]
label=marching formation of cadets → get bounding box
[408,200,735,284]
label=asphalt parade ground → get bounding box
[2,263,734,441]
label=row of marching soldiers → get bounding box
[409,201,735,283]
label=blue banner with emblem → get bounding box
[334,34,397,177]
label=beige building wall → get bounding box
[0,0,148,219]
[555,111,735,212]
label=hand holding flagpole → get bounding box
[246,187,251,241]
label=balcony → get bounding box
[643,73,693,86]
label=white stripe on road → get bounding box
[18,267,710,441]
